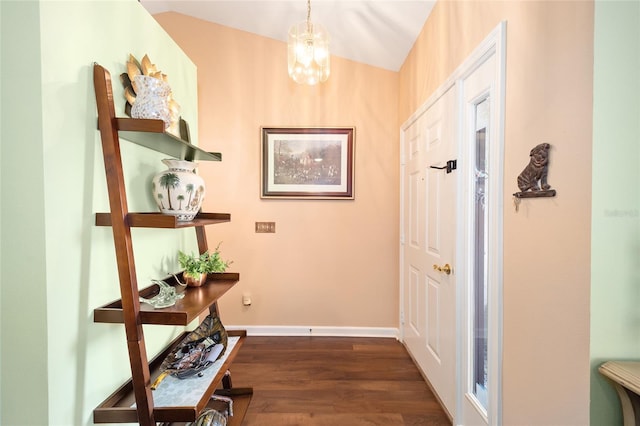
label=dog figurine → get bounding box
[517,143,551,192]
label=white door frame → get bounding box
[456,22,506,426]
[400,21,506,425]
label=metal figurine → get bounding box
[514,143,556,200]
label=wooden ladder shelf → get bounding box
[91,63,252,425]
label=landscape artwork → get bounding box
[261,127,355,199]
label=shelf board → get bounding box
[94,330,252,424]
[95,212,231,228]
[94,273,240,325]
[115,117,221,162]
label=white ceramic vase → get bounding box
[131,75,171,129]
[152,159,205,221]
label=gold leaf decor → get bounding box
[121,54,182,137]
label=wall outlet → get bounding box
[242,293,252,306]
[255,222,276,233]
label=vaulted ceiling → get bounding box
[140,0,436,71]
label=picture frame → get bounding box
[261,127,355,199]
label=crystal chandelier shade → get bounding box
[287,0,330,85]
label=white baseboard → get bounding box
[226,325,399,339]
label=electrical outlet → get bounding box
[242,293,252,306]
[255,222,276,233]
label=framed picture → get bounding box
[261,127,355,199]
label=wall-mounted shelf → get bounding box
[513,189,557,198]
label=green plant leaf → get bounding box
[177,243,231,277]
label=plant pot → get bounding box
[183,272,206,287]
[152,159,206,221]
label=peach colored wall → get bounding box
[400,1,593,424]
[154,13,400,330]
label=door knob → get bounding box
[433,263,452,275]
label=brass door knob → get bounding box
[433,263,452,275]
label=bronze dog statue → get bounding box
[517,143,551,192]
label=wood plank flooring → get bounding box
[229,336,452,426]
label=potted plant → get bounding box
[178,243,232,287]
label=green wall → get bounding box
[1,1,48,424]
[1,1,201,424]
[590,1,640,424]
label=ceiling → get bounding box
[140,0,436,71]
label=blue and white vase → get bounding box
[152,159,205,221]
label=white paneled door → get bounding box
[401,85,457,417]
[400,23,505,426]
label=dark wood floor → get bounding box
[229,336,452,426]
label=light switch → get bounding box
[255,222,276,233]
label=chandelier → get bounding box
[287,0,330,85]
